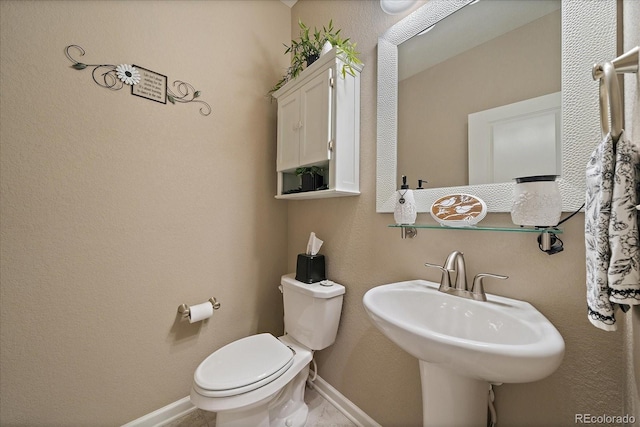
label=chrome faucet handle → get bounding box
[424,262,454,291]
[471,273,509,301]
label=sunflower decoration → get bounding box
[115,64,141,85]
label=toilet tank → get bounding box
[280,273,345,351]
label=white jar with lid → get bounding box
[511,175,562,227]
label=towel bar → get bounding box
[592,46,639,141]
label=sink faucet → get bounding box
[425,250,467,296]
[444,250,467,293]
[425,251,508,301]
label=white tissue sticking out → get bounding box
[306,232,323,256]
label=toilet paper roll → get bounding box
[188,302,213,323]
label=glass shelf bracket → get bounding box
[389,224,564,254]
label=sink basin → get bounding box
[363,279,565,426]
[363,280,565,384]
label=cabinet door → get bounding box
[276,90,301,172]
[299,68,332,166]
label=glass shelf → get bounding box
[388,223,563,234]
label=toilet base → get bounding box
[214,365,310,427]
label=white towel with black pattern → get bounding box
[585,131,640,331]
[585,133,616,331]
[608,131,640,305]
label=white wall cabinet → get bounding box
[272,49,362,199]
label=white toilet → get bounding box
[190,273,346,427]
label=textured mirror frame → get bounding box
[376,0,616,213]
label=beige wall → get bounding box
[398,10,561,188]
[290,1,628,426]
[623,0,640,420]
[0,1,290,425]
[1,0,636,426]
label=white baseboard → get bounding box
[121,396,196,427]
[309,375,383,427]
[121,375,380,427]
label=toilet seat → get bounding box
[194,333,295,398]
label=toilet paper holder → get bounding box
[178,297,221,319]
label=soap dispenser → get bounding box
[394,175,417,225]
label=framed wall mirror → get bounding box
[376,0,616,213]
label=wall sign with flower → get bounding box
[65,45,211,116]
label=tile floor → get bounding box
[167,386,356,427]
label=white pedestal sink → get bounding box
[363,280,565,427]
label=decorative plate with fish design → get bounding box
[430,194,487,226]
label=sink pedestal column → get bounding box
[419,361,488,427]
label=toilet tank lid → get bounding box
[281,273,345,298]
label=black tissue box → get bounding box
[295,253,326,284]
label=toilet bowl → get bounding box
[191,334,312,427]
[190,274,345,427]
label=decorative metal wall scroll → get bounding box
[65,45,211,117]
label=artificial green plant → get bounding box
[270,19,362,94]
